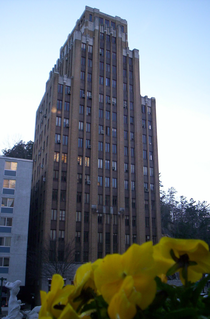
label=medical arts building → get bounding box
[28,6,161,286]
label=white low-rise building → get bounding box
[0,156,32,285]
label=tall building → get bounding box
[0,156,32,285]
[28,6,161,287]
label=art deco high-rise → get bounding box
[29,6,161,269]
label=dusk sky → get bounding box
[1,0,210,203]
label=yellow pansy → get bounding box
[108,276,140,319]
[39,274,74,319]
[94,242,157,308]
[153,237,210,284]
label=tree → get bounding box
[160,187,210,245]
[2,140,34,159]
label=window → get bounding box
[113,196,117,207]
[75,231,81,243]
[142,135,147,144]
[79,105,84,114]
[59,210,65,221]
[75,251,81,262]
[131,181,135,191]
[57,100,62,110]
[60,190,66,202]
[1,198,14,207]
[100,62,104,70]
[111,21,116,29]
[86,107,91,116]
[143,166,148,176]
[133,234,137,243]
[106,78,110,87]
[50,230,56,240]
[124,115,128,124]
[105,143,110,153]
[106,110,110,120]
[106,126,110,135]
[63,135,68,146]
[0,257,9,267]
[105,19,109,26]
[99,94,104,103]
[150,183,154,191]
[0,217,12,226]
[98,176,103,186]
[130,132,134,140]
[0,237,11,247]
[132,199,136,209]
[89,14,92,22]
[150,167,154,176]
[112,144,117,154]
[87,73,92,82]
[55,134,61,144]
[99,76,104,85]
[124,146,128,156]
[124,163,128,172]
[130,102,134,110]
[98,141,103,152]
[129,84,133,92]
[112,128,117,138]
[54,152,59,162]
[79,121,84,131]
[85,157,90,167]
[105,177,110,187]
[84,212,89,223]
[123,83,127,91]
[53,170,59,181]
[99,109,104,119]
[125,234,130,245]
[5,162,17,171]
[99,48,104,56]
[125,197,129,208]
[84,231,89,243]
[85,139,91,149]
[77,192,82,203]
[112,178,117,188]
[99,17,103,25]
[98,194,103,205]
[112,80,116,88]
[125,215,129,226]
[112,112,117,122]
[105,195,110,206]
[77,156,83,166]
[86,123,91,132]
[98,232,103,243]
[61,171,67,182]
[78,138,83,148]
[130,116,134,124]
[88,45,93,53]
[88,59,92,67]
[81,71,85,81]
[148,121,152,130]
[81,43,86,51]
[131,148,134,157]
[113,214,118,225]
[131,164,135,173]
[105,160,110,169]
[106,64,111,72]
[106,50,111,59]
[58,84,63,94]
[112,52,116,60]
[98,159,103,169]
[63,118,69,127]
[112,161,117,171]
[64,101,70,111]
[149,152,153,160]
[124,180,129,190]
[112,97,117,105]
[81,57,86,66]
[143,150,147,160]
[3,180,16,189]
[149,136,152,145]
[124,131,128,140]
[84,193,90,204]
[98,214,103,224]
[76,211,81,222]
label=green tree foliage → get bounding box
[2,140,34,159]
[160,186,210,245]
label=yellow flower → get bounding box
[108,276,141,319]
[153,237,210,284]
[94,242,157,309]
[39,274,74,319]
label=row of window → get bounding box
[57,84,71,95]
[0,237,11,247]
[1,198,14,207]
[4,162,17,171]
[51,209,65,221]
[3,180,16,189]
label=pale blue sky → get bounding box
[1,0,210,202]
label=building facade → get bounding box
[0,156,32,285]
[28,6,161,284]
